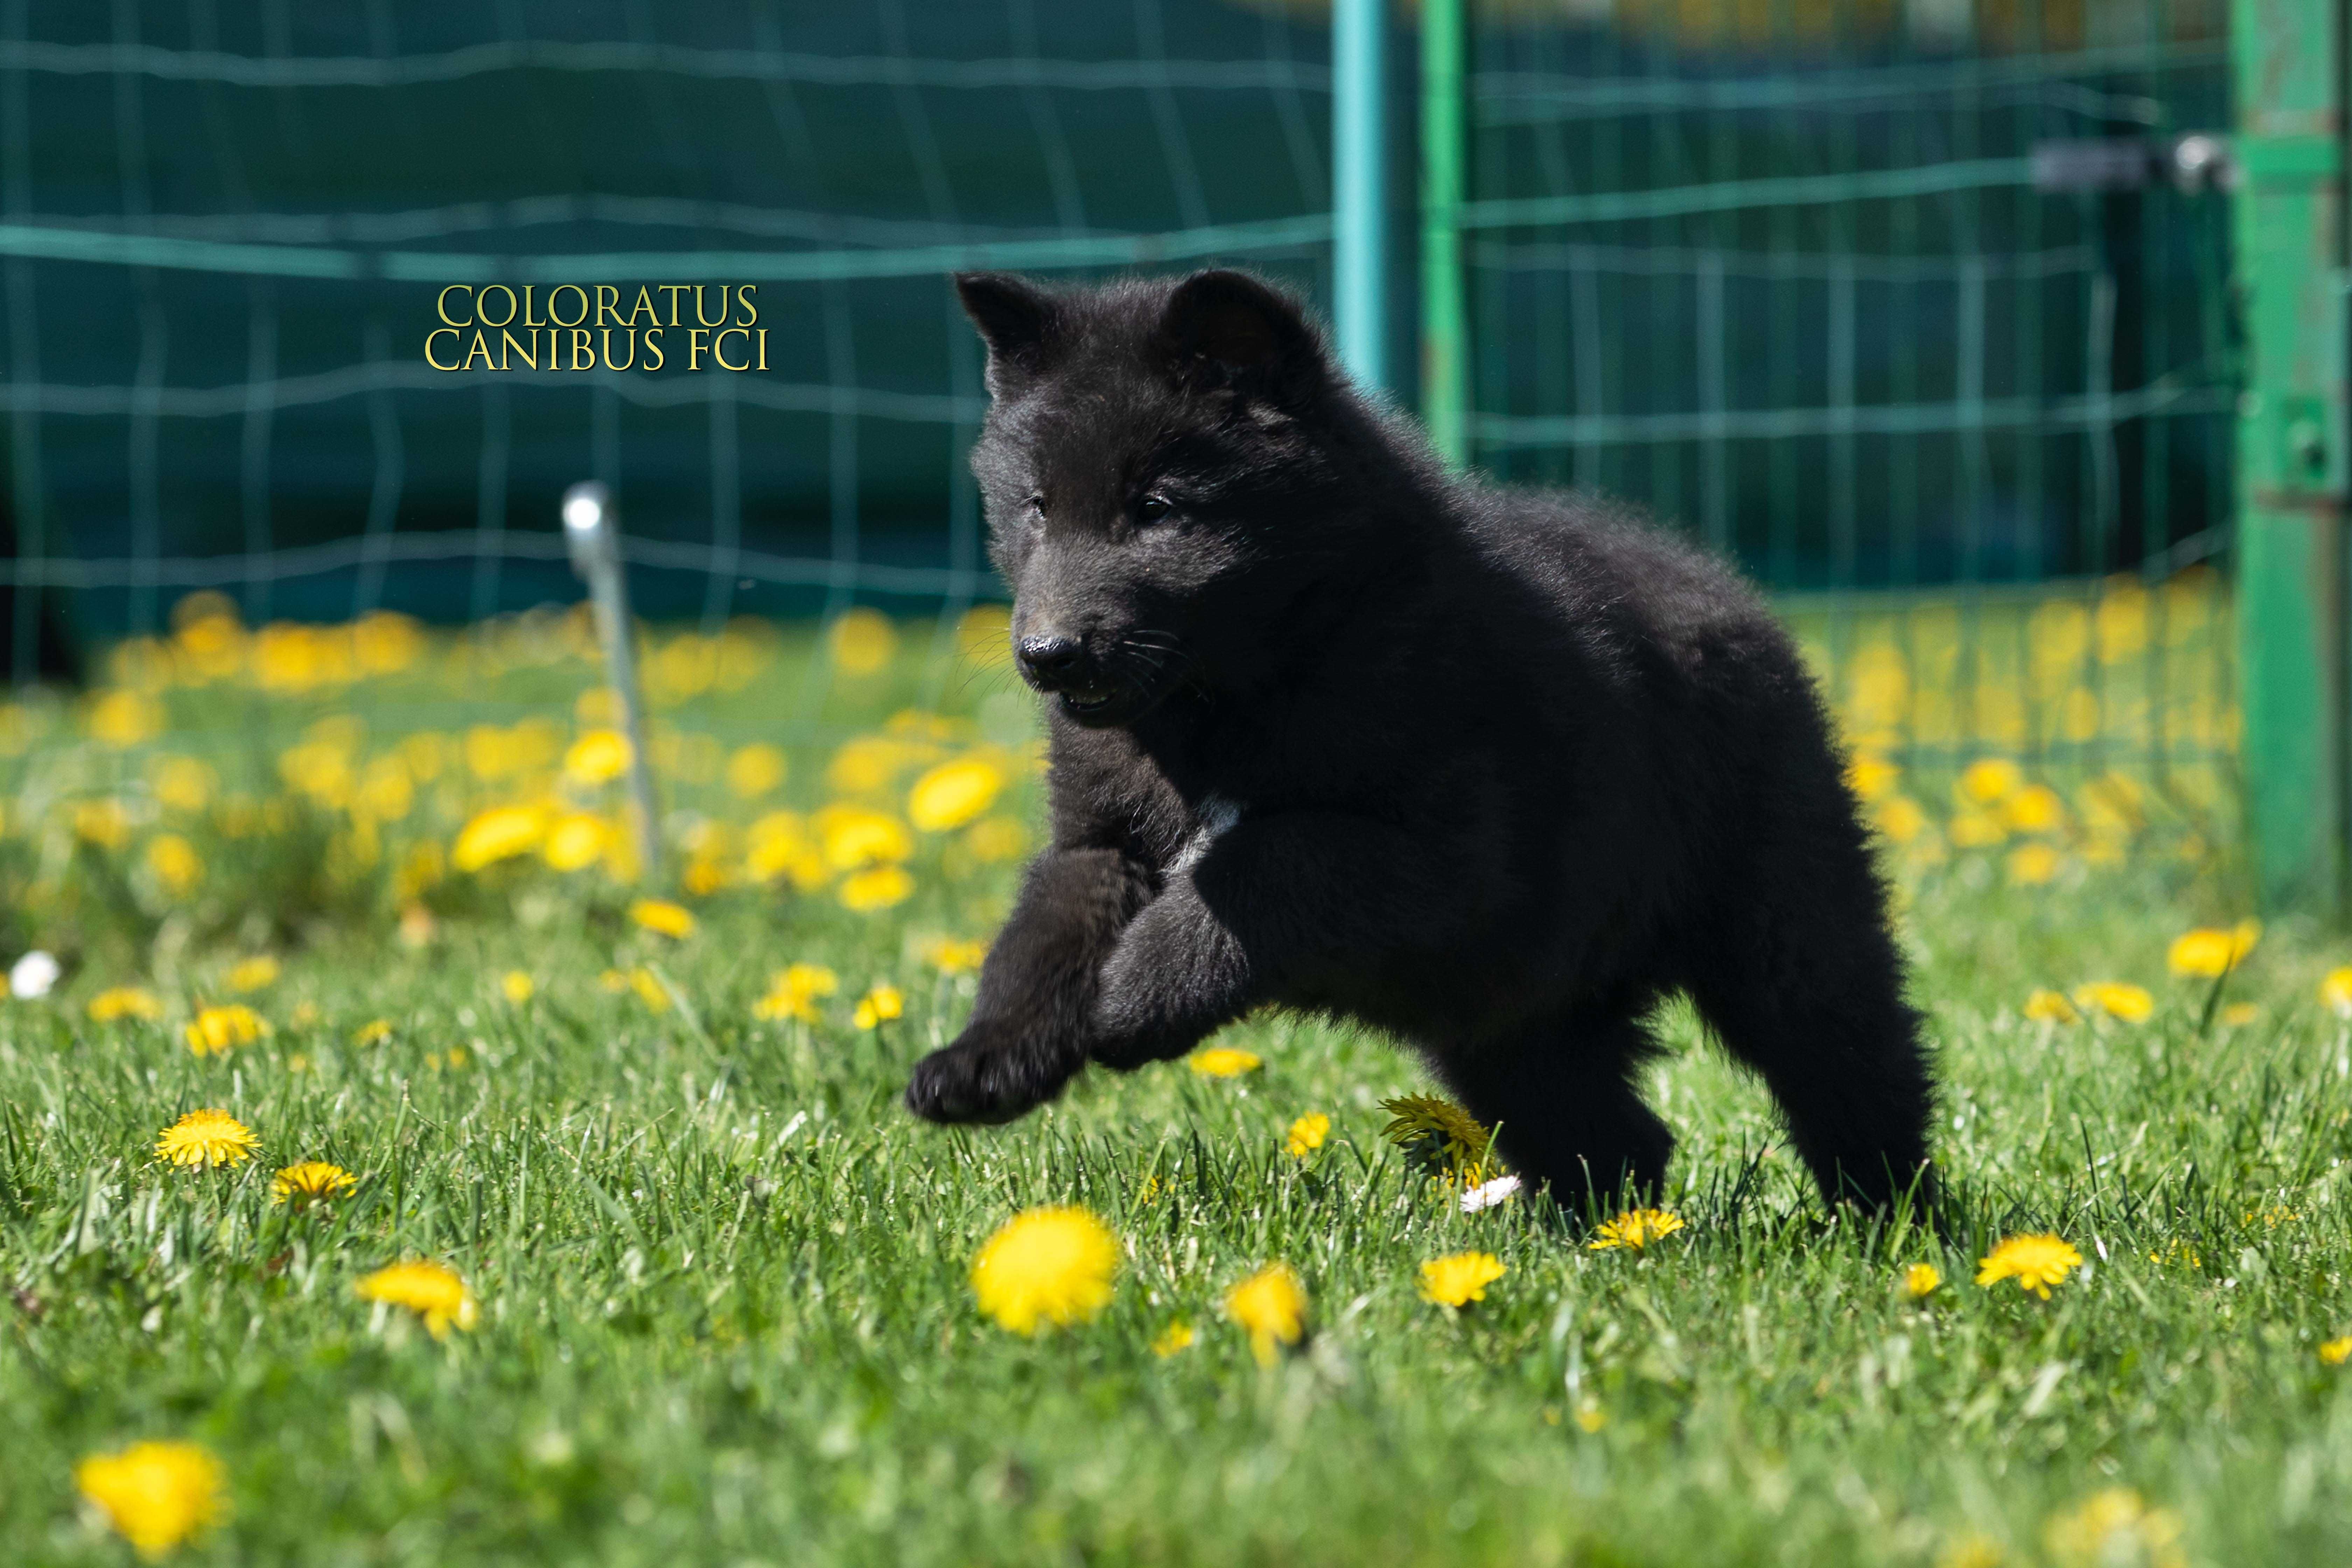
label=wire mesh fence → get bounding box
[0,0,2250,948]
[1458,0,2240,858]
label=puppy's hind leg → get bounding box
[1434,1008,1674,1221]
[1685,887,1936,1218]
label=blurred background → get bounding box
[0,0,2339,958]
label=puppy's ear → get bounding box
[1157,270,1327,406]
[954,272,1060,395]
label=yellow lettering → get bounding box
[549,285,589,328]
[570,328,596,369]
[461,330,496,370]
[601,329,637,372]
[733,284,758,327]
[436,286,472,327]
[626,286,658,327]
[522,285,544,329]
[688,328,710,371]
[642,328,665,371]
[424,328,461,370]
[594,285,621,327]
[658,284,690,327]
[475,285,517,328]
[501,329,537,370]
[714,327,750,371]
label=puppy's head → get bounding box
[954,268,1352,728]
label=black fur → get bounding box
[906,268,1937,1217]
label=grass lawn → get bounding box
[4,594,2350,1566]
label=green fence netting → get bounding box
[0,0,2245,918]
[1455,0,2239,857]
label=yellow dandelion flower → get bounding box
[1872,793,1928,845]
[2320,1337,2352,1366]
[225,955,279,993]
[816,804,915,870]
[2005,842,2060,887]
[725,742,789,799]
[2004,784,2067,833]
[1150,1319,1196,1358]
[852,984,904,1030]
[88,987,164,1023]
[1975,1233,2082,1299]
[561,728,631,787]
[1188,1046,1261,1078]
[1958,757,2023,804]
[2042,1488,2184,1568]
[2024,989,2081,1024]
[501,971,534,1004]
[2221,1001,2260,1027]
[272,1161,357,1206]
[75,1440,226,1558]
[754,962,839,1023]
[1844,754,1899,802]
[963,815,1031,862]
[1284,1112,1330,1158]
[183,1004,266,1057]
[628,968,671,1012]
[908,757,1006,832]
[1588,1208,1686,1251]
[919,936,989,974]
[451,803,547,872]
[2072,982,2154,1023]
[1223,1262,1308,1367]
[1903,1262,1942,1299]
[838,864,915,911]
[154,1109,258,1170]
[969,1206,1119,1335]
[74,798,133,850]
[1379,1092,1496,1182]
[1419,1250,1507,1307]
[145,834,204,897]
[540,812,611,872]
[629,898,695,939]
[352,1018,393,1047]
[2168,921,2259,979]
[2323,967,2352,1018]
[827,607,898,675]
[356,1259,478,1338]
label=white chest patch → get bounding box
[1171,794,1242,875]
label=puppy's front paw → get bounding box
[903,1026,1077,1125]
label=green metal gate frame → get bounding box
[2231,0,2349,917]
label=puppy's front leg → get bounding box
[1090,813,1465,1069]
[905,846,1152,1123]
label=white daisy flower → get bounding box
[9,950,60,999]
[1461,1174,1523,1213]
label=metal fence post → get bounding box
[2231,0,2348,916]
[563,481,663,883]
[1331,0,1387,397]
[1419,0,1468,469]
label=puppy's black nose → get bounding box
[1016,635,1087,690]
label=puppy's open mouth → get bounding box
[1056,678,1172,728]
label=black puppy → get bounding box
[905,267,1935,1216]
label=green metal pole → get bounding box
[1331,0,1387,395]
[1420,0,1468,469]
[2231,0,2348,915]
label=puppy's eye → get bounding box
[1024,494,1046,519]
[1136,494,1174,525]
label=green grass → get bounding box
[4,603,2350,1566]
